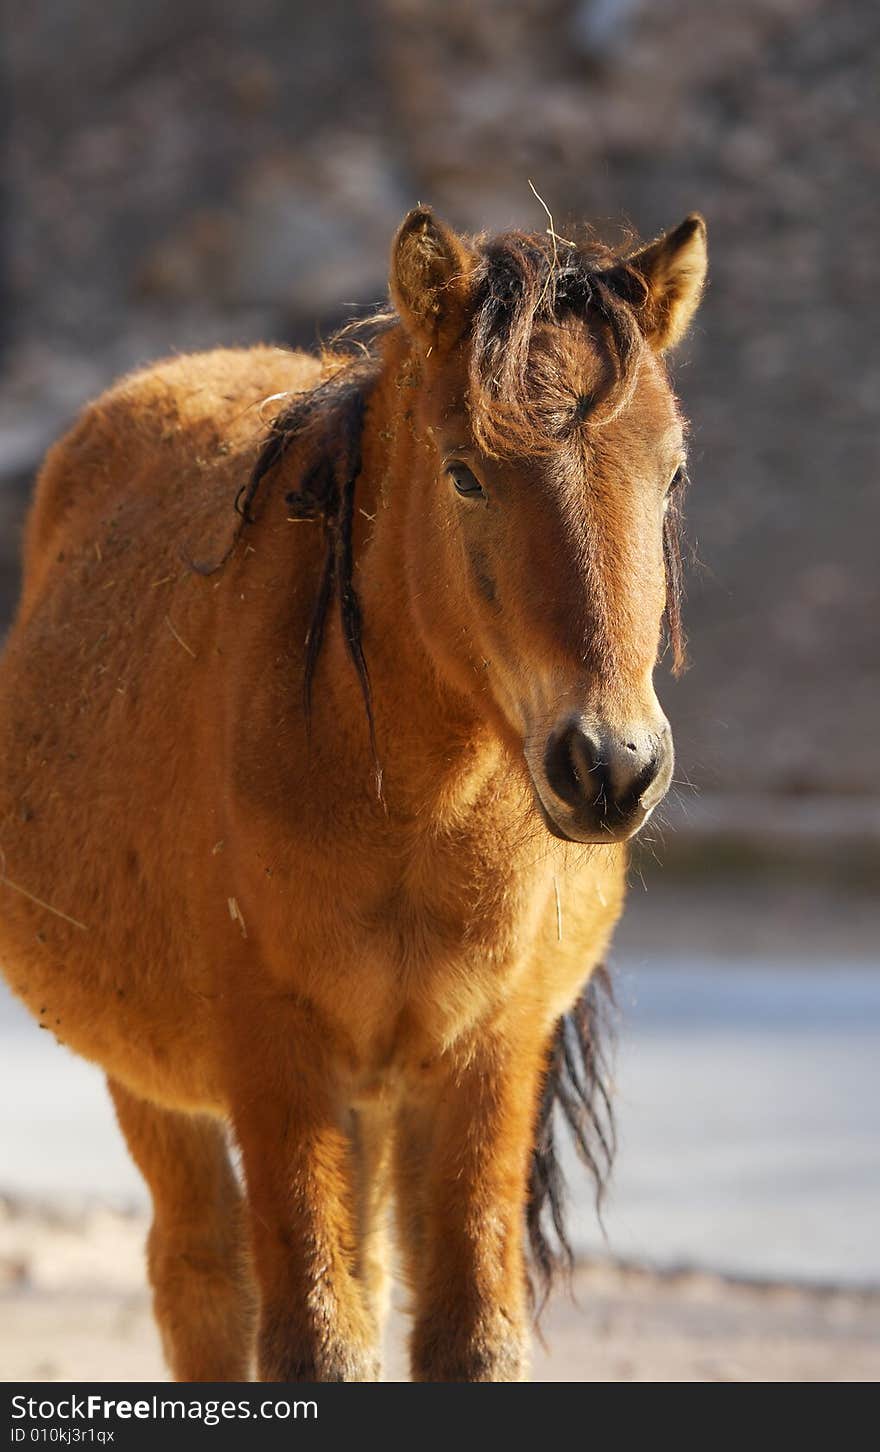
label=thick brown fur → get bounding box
[0,208,706,1381]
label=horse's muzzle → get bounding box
[533,713,673,845]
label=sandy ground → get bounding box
[1,1200,877,1383]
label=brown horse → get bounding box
[0,206,706,1381]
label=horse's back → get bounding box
[19,346,322,612]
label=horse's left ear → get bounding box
[620,214,708,353]
[390,207,476,349]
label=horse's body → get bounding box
[0,209,706,1380]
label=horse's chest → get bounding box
[256,817,553,1072]
[338,855,546,1058]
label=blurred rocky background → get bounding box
[1,0,878,821]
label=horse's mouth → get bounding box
[533,794,579,843]
[531,784,651,847]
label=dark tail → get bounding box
[526,963,616,1312]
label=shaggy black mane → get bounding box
[189,357,385,798]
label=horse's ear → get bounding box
[390,207,476,349]
[620,214,708,353]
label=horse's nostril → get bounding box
[544,723,599,812]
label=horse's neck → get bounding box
[325,360,505,819]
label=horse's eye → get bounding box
[447,463,486,499]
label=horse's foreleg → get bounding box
[407,1038,546,1382]
[352,1103,394,1346]
[227,1023,377,1382]
[108,1079,255,1381]
[393,1100,431,1302]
